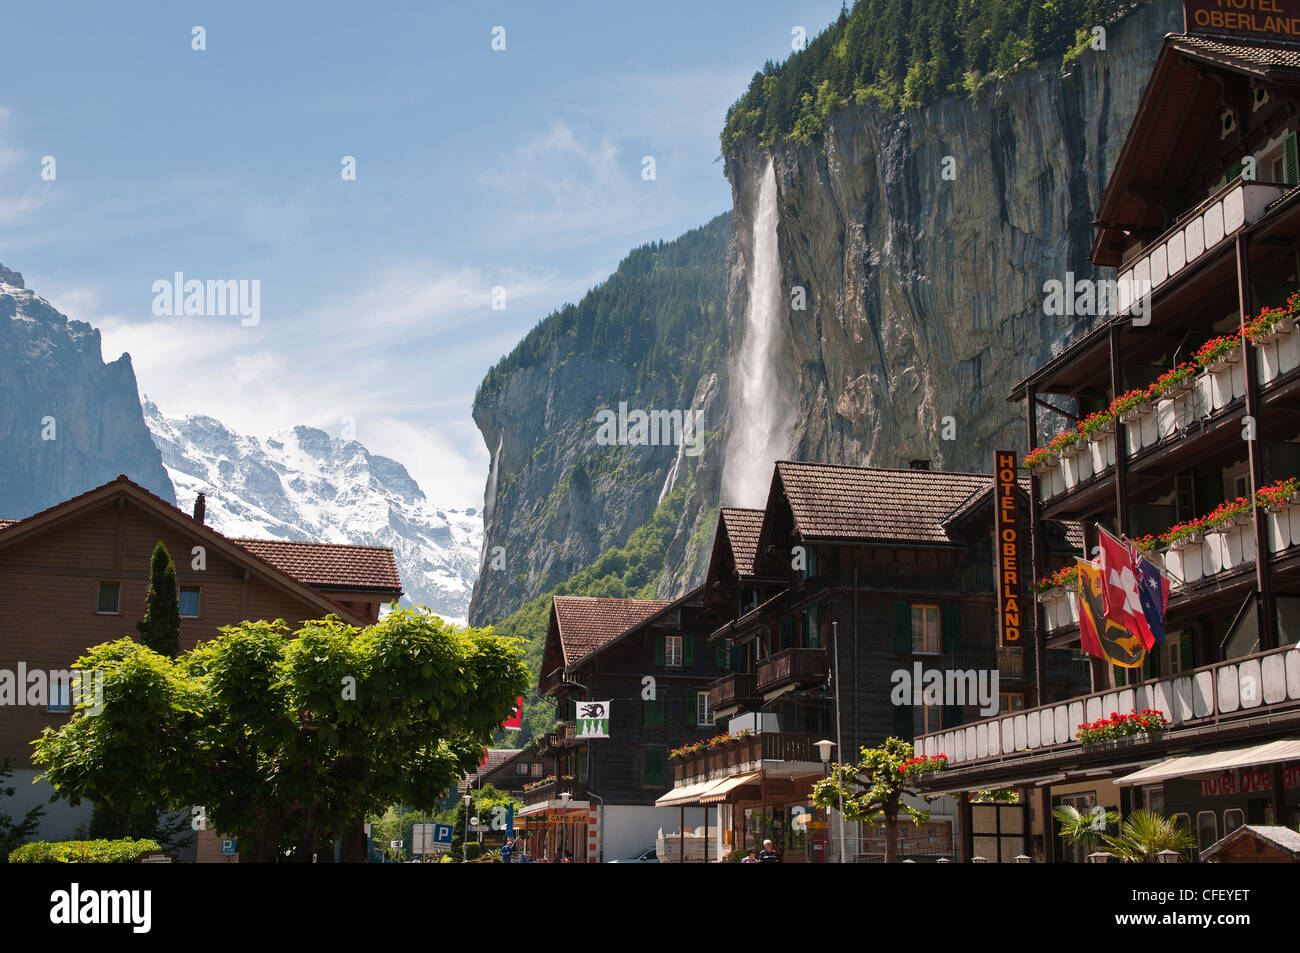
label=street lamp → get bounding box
[1157,849,1182,864]
[462,794,472,864]
[971,855,988,863]
[1014,854,1031,864]
[1087,850,1112,864]
[558,791,571,863]
[814,739,837,866]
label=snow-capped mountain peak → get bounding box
[143,400,481,623]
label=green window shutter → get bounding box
[644,689,666,727]
[642,748,666,786]
[1286,131,1298,186]
[654,635,664,666]
[715,645,727,668]
[1143,646,1158,681]
[942,603,962,653]
[806,604,819,649]
[893,602,911,653]
[780,618,794,650]
[730,643,742,671]
[1180,635,1195,672]
[894,705,913,740]
[1227,161,1246,182]
[684,636,694,667]
[716,715,729,734]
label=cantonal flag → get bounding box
[1074,559,1106,661]
[1076,558,1147,669]
[1097,527,1156,650]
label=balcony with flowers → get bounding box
[1034,478,1300,634]
[1024,294,1300,506]
[669,729,821,785]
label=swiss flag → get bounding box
[1097,527,1156,650]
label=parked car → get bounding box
[608,846,659,863]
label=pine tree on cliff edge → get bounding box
[137,541,181,657]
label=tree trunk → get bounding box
[339,820,368,863]
[884,813,899,864]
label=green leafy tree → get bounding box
[33,608,529,862]
[1102,809,1196,863]
[137,541,181,657]
[0,760,43,862]
[811,737,943,863]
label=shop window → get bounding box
[1224,809,1244,834]
[1196,811,1218,851]
[178,586,200,618]
[96,582,121,615]
[911,605,940,654]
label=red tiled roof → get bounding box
[233,538,402,593]
[720,508,764,576]
[552,596,672,665]
[774,462,996,545]
[459,747,523,792]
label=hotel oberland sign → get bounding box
[1184,0,1300,41]
[995,451,1022,648]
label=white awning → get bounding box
[699,772,762,804]
[1116,738,1300,787]
[655,778,716,808]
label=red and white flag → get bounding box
[1097,527,1156,650]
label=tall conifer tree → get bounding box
[137,541,181,657]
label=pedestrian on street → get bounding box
[740,847,758,863]
[758,839,780,863]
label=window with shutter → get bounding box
[894,705,913,740]
[654,635,665,666]
[779,618,794,650]
[716,645,728,669]
[644,689,666,727]
[942,603,962,653]
[642,748,666,787]
[1286,131,1299,185]
[1180,634,1195,672]
[893,602,911,653]
[684,636,694,667]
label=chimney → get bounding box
[193,493,206,524]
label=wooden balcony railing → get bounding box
[756,648,829,693]
[914,643,1300,769]
[673,732,821,783]
[522,778,588,807]
[535,731,562,758]
[558,721,581,746]
[708,673,761,712]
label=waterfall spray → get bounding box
[723,158,795,507]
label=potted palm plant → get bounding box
[1101,810,1196,863]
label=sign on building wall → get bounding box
[995,450,1022,647]
[1184,0,1300,42]
[575,700,611,738]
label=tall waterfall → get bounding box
[723,158,794,508]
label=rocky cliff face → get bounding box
[0,264,174,518]
[475,1,1185,616]
[468,215,730,625]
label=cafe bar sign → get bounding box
[1185,0,1300,42]
[995,450,1022,648]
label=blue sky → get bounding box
[1,0,843,508]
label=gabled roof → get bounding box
[719,508,764,576]
[458,747,523,792]
[0,475,378,625]
[234,538,401,593]
[1091,33,1300,265]
[770,462,996,546]
[551,596,672,665]
[1200,824,1300,861]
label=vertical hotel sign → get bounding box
[1184,0,1300,41]
[995,450,1021,647]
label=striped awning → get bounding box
[1115,738,1300,786]
[655,778,717,808]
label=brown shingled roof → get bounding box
[459,747,523,792]
[233,538,402,593]
[552,596,672,665]
[720,508,764,576]
[1170,33,1300,74]
[773,462,994,545]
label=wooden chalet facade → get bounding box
[0,475,403,851]
[913,13,1300,862]
[522,592,732,861]
[646,461,1086,862]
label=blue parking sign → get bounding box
[433,824,453,847]
[221,838,237,856]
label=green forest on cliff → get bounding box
[722,0,1149,149]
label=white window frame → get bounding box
[912,605,940,654]
[696,690,714,727]
[665,635,683,667]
